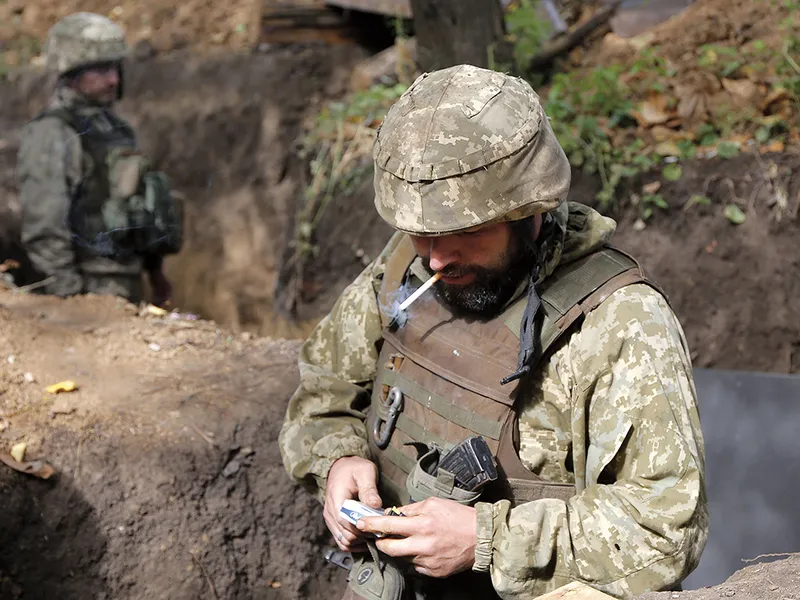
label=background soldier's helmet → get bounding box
[44,12,128,76]
[373,64,571,236]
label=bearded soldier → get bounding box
[17,12,181,305]
[279,65,708,599]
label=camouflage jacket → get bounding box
[17,86,146,299]
[279,203,708,598]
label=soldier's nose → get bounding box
[428,238,460,272]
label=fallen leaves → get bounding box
[45,380,78,394]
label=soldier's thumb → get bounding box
[355,471,382,509]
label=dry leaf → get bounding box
[643,181,662,194]
[677,90,708,123]
[762,140,785,153]
[0,452,56,479]
[10,442,26,463]
[654,141,682,157]
[760,88,789,111]
[46,380,78,394]
[721,78,761,107]
[144,304,168,317]
[635,94,672,127]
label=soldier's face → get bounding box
[410,215,542,316]
[70,63,120,106]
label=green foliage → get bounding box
[685,194,711,210]
[723,204,747,224]
[506,0,551,71]
[662,163,683,182]
[716,141,740,159]
[308,82,409,145]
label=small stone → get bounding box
[633,219,647,232]
[222,460,241,478]
[10,442,27,463]
[148,343,161,352]
[23,372,35,383]
[7,355,15,365]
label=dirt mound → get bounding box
[586,150,800,374]
[0,288,347,599]
[640,554,800,600]
[0,43,368,338]
[0,0,262,68]
[573,0,800,153]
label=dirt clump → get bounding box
[0,288,346,599]
[640,554,800,600]
[0,0,263,68]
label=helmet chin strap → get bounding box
[501,213,557,386]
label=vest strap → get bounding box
[382,370,504,440]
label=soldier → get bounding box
[17,12,181,305]
[279,65,708,599]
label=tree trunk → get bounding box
[409,0,506,72]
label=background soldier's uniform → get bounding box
[17,12,178,304]
[280,65,708,599]
[18,86,154,301]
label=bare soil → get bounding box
[0,289,346,599]
[0,0,263,66]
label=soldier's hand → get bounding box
[357,497,476,578]
[324,456,382,552]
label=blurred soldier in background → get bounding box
[17,12,182,305]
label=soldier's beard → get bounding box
[422,235,533,318]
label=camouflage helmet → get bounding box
[45,12,128,76]
[373,64,571,236]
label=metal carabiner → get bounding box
[372,387,404,450]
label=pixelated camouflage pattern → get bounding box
[45,12,128,75]
[17,86,144,301]
[373,65,571,236]
[279,202,708,598]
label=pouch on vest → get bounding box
[405,444,483,506]
[104,148,183,256]
[347,543,409,600]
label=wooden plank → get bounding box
[536,582,617,599]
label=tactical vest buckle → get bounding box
[373,387,404,450]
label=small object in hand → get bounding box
[385,506,406,517]
[339,499,385,525]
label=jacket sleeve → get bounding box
[476,284,708,599]
[17,117,85,296]
[279,233,405,502]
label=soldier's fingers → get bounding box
[357,515,418,537]
[334,527,360,551]
[374,535,419,558]
[353,471,382,509]
[394,501,426,517]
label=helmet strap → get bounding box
[501,212,558,386]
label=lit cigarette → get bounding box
[399,272,443,312]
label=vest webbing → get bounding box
[370,234,662,509]
[35,107,138,258]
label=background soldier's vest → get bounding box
[371,236,660,509]
[36,107,139,258]
[35,108,182,259]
